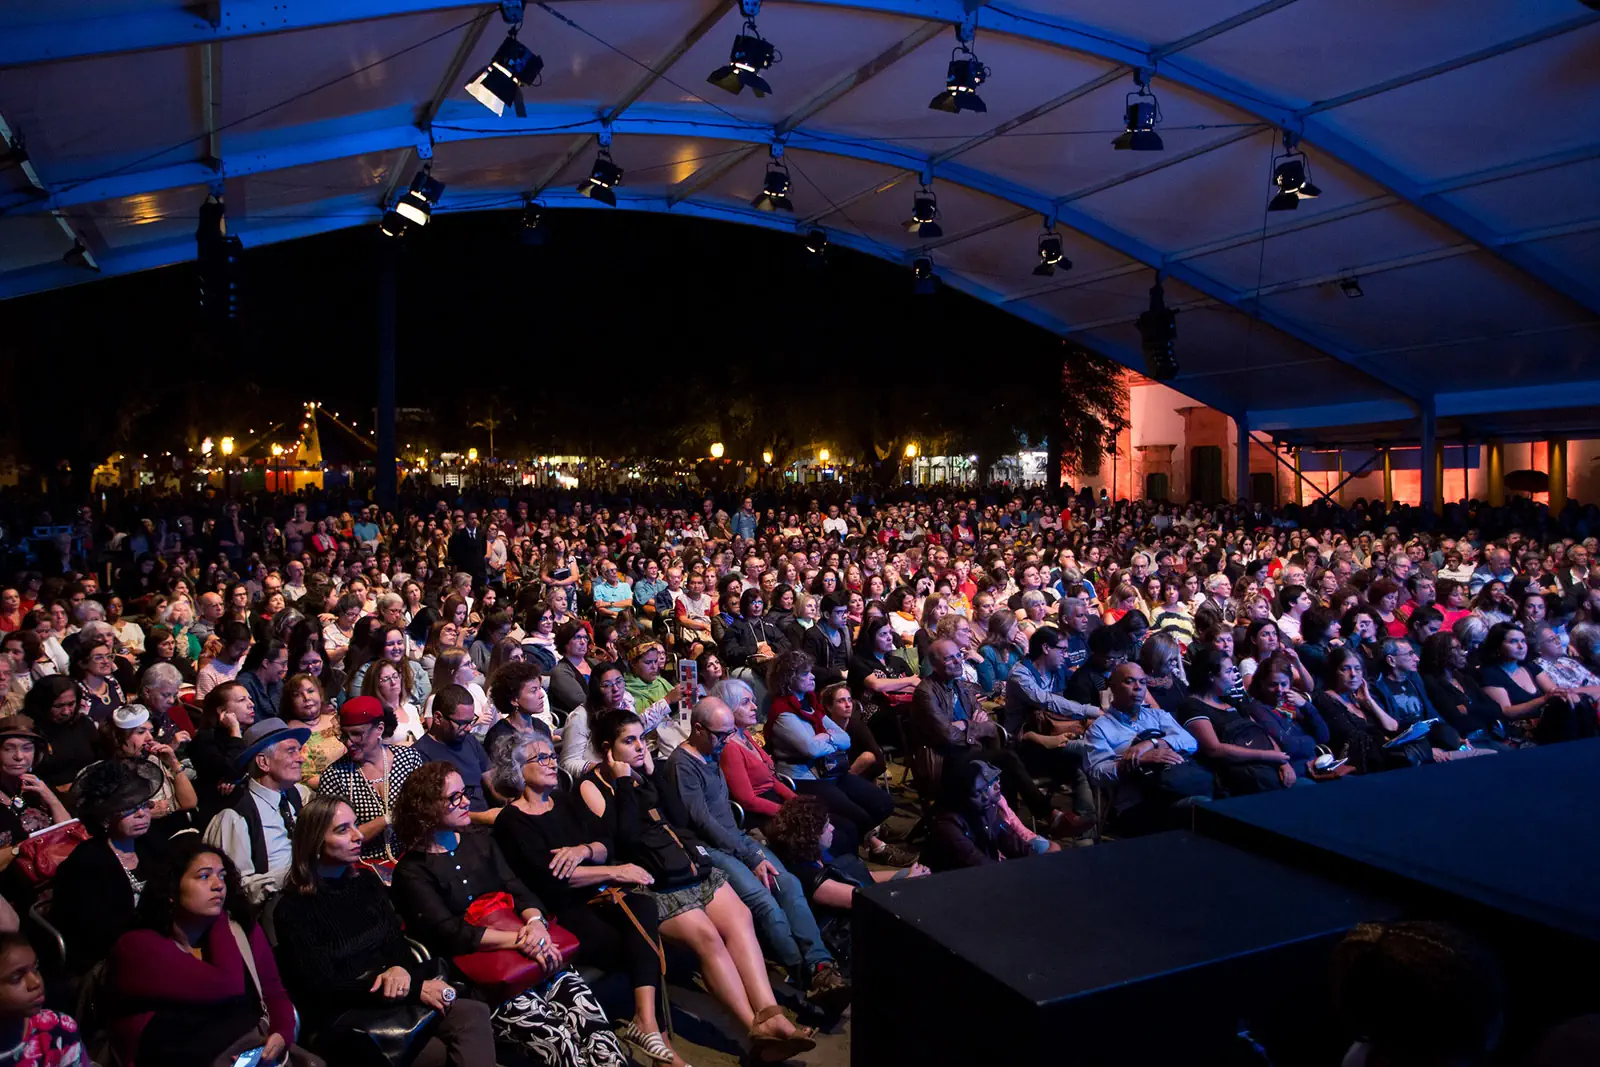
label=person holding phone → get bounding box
[107,837,301,1067]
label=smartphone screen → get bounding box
[232,1049,264,1067]
[678,658,697,724]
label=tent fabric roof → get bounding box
[2,0,1597,444]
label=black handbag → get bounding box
[320,961,446,1067]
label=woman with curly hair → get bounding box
[390,761,627,1067]
[764,795,928,976]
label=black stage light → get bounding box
[904,186,942,240]
[1136,279,1178,380]
[752,158,792,212]
[929,48,989,114]
[913,255,937,294]
[466,31,543,117]
[578,149,622,206]
[380,205,409,238]
[1033,228,1069,277]
[1113,81,1163,152]
[395,167,445,227]
[708,21,779,97]
[1268,154,1322,212]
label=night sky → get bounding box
[0,208,1069,469]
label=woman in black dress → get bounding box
[490,726,684,1067]
[1313,648,1430,773]
[390,761,626,1067]
[1475,622,1591,744]
[1419,632,1520,749]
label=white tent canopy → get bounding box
[2,0,1597,445]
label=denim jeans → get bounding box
[706,846,831,972]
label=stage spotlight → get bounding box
[1339,276,1363,299]
[904,186,942,240]
[578,148,622,206]
[929,45,989,114]
[708,17,779,97]
[752,156,792,212]
[196,195,242,321]
[465,30,543,117]
[520,201,547,246]
[1268,153,1322,212]
[912,255,937,295]
[1032,228,1069,277]
[380,205,409,238]
[395,167,445,227]
[1113,78,1163,151]
[1136,278,1178,380]
[804,228,828,255]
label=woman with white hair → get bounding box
[712,677,795,834]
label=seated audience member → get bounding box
[0,717,70,849]
[1083,664,1209,833]
[975,609,1025,697]
[848,616,920,728]
[280,671,342,787]
[1313,649,1431,773]
[390,762,628,1066]
[188,680,255,818]
[765,651,905,863]
[485,659,558,757]
[763,795,929,975]
[99,704,199,837]
[720,589,791,672]
[315,695,424,863]
[135,660,190,744]
[1330,921,1505,1067]
[1136,631,1190,715]
[711,677,796,832]
[800,594,853,688]
[1244,652,1328,777]
[665,697,851,1010]
[362,656,427,744]
[916,637,1082,837]
[0,931,89,1062]
[1178,647,1296,794]
[1065,624,1135,707]
[921,753,1044,871]
[489,725,684,1067]
[50,758,168,973]
[818,680,886,782]
[69,639,126,726]
[1529,620,1600,704]
[195,621,252,698]
[1419,632,1520,750]
[1477,621,1594,744]
[623,640,689,759]
[236,639,288,729]
[107,837,298,1067]
[203,716,311,902]
[271,795,496,1067]
[559,663,676,783]
[578,708,816,1062]
[412,684,496,825]
[28,676,97,791]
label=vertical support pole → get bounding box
[376,244,398,509]
[1420,397,1437,516]
[1293,448,1303,507]
[1336,450,1344,507]
[1549,439,1568,514]
[1382,448,1393,509]
[1486,440,1504,506]
[1235,415,1250,504]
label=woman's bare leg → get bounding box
[703,882,797,1040]
[660,907,756,1030]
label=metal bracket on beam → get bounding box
[597,123,613,150]
[956,8,978,44]
[498,0,526,25]
[739,0,762,17]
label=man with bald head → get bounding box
[663,698,850,1008]
[1084,663,1209,832]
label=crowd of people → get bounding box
[0,482,1596,1065]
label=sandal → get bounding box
[619,1019,682,1065]
[748,1004,816,1062]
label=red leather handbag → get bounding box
[14,820,90,886]
[453,892,579,1002]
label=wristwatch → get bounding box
[440,985,457,1005]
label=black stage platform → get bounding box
[852,831,1401,1065]
[1192,738,1600,1052]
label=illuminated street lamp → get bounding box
[200,437,214,457]
[220,437,234,457]
[710,442,725,459]
[762,450,773,464]
[468,447,479,462]
[818,448,830,464]
[904,442,919,458]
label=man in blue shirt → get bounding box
[412,685,495,826]
[732,498,758,541]
[632,558,668,631]
[590,559,634,620]
[1084,664,1208,831]
[351,505,380,547]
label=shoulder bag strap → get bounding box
[227,919,271,1032]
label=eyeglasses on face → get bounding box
[523,751,558,767]
[443,789,470,808]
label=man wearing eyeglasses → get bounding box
[663,698,851,1011]
[413,685,497,826]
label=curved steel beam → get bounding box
[0,102,1419,405]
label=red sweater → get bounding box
[110,919,295,1066]
[719,733,795,817]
